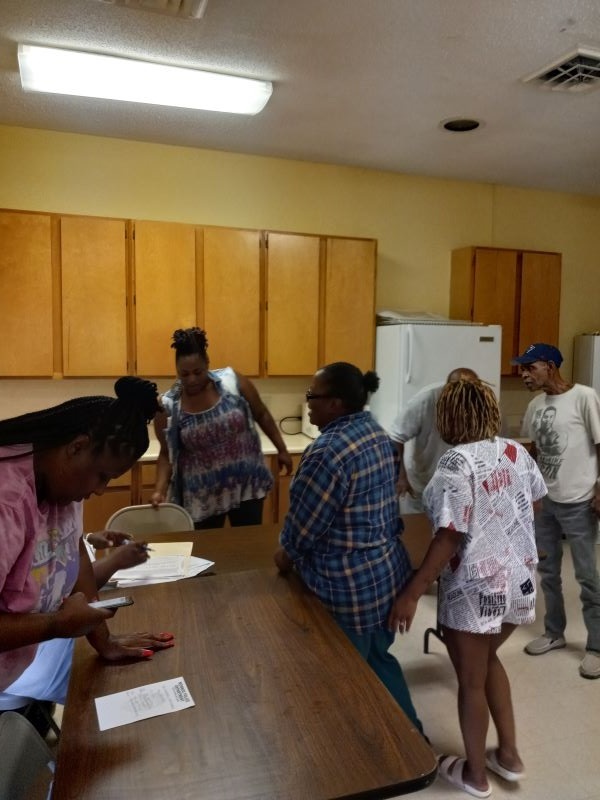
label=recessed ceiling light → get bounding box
[17,44,273,115]
[442,118,481,132]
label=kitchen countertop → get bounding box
[139,430,531,462]
[139,430,316,462]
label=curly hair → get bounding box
[171,328,209,361]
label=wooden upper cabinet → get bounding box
[450,246,561,375]
[0,211,54,376]
[519,252,561,356]
[451,248,519,375]
[200,227,261,376]
[266,232,320,376]
[133,220,197,376]
[61,216,128,376]
[322,237,376,371]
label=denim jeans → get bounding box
[535,496,600,653]
[337,623,423,734]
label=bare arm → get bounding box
[0,539,112,652]
[237,371,293,475]
[395,441,414,497]
[77,539,174,659]
[91,544,148,589]
[388,527,462,633]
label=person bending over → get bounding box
[0,377,174,693]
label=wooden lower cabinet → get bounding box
[82,472,133,532]
[274,454,303,523]
[138,462,157,505]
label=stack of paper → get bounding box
[111,542,214,587]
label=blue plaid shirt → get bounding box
[280,411,412,634]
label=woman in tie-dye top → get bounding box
[152,328,292,528]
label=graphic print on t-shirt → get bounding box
[423,437,546,634]
[531,405,568,480]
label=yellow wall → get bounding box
[2,123,600,394]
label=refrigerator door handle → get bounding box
[405,325,414,384]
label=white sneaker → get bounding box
[524,635,566,655]
[580,651,600,679]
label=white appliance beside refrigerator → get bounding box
[573,334,600,394]
[369,316,502,433]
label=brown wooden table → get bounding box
[126,516,433,575]
[53,521,437,799]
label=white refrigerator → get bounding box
[369,317,502,433]
[573,334,600,394]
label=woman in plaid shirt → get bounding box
[274,361,423,734]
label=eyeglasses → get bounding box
[305,390,332,401]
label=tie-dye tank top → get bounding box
[162,368,273,523]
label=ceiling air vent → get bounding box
[522,46,600,93]
[94,0,208,20]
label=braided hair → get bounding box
[171,328,209,361]
[437,378,501,446]
[319,362,380,413]
[0,377,160,461]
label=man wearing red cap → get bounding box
[515,343,600,678]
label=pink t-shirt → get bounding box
[0,445,81,690]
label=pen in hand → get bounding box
[124,540,154,552]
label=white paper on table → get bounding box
[95,677,195,731]
[186,556,215,576]
[111,542,194,583]
[111,542,215,589]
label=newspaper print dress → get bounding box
[423,437,547,634]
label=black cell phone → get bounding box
[89,596,134,610]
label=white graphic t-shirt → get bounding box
[423,437,547,634]
[521,384,600,503]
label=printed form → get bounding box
[95,677,195,731]
[110,541,214,586]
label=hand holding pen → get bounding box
[123,540,154,553]
[85,531,154,553]
[111,539,152,570]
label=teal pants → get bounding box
[338,623,424,735]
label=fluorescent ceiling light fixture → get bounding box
[17,44,273,115]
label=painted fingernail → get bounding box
[160,632,174,639]
[142,649,154,657]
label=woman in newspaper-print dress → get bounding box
[389,379,546,799]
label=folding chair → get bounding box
[0,710,55,800]
[105,502,194,535]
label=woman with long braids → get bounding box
[0,377,175,693]
[389,379,546,798]
[152,328,292,529]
